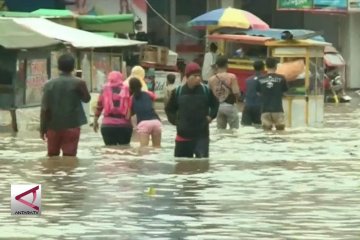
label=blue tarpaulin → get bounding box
[215,28,326,42]
[243,29,325,42]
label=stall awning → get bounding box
[77,14,134,33]
[0,18,60,49]
[13,18,146,49]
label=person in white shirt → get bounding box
[202,43,218,84]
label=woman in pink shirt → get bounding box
[93,71,133,145]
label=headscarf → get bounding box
[124,65,148,91]
[103,71,130,116]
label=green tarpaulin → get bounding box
[31,9,135,33]
[31,9,75,18]
[77,14,134,33]
[1,9,134,34]
[0,11,37,17]
[0,18,60,49]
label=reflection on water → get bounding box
[0,99,360,239]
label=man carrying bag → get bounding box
[209,56,241,130]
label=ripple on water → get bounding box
[0,102,360,239]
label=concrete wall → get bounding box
[303,13,343,49]
[221,0,233,8]
[343,14,360,88]
[272,11,304,29]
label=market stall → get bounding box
[0,17,61,131]
[209,33,330,127]
[187,7,269,69]
[12,17,146,118]
[13,17,145,90]
[208,29,325,93]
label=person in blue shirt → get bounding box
[129,77,162,147]
[241,60,264,126]
[256,58,288,131]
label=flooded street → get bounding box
[0,97,360,239]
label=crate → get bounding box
[140,45,169,65]
[167,50,178,66]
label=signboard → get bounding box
[154,71,181,100]
[277,0,352,11]
[278,0,313,9]
[313,0,347,9]
[92,52,111,92]
[348,0,360,11]
[26,59,48,105]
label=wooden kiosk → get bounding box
[208,34,330,127]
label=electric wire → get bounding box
[144,0,201,40]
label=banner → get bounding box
[313,0,347,9]
[154,71,181,100]
[348,0,360,11]
[26,59,48,105]
[66,0,147,31]
[277,0,313,9]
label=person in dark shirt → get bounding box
[256,57,288,131]
[40,53,91,156]
[129,77,162,148]
[134,19,148,42]
[241,60,264,126]
[165,62,219,158]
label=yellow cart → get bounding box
[208,34,330,127]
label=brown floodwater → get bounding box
[0,95,359,239]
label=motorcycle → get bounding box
[323,46,351,103]
[324,69,351,103]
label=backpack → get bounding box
[175,84,211,102]
[214,74,236,104]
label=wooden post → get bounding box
[10,109,18,132]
